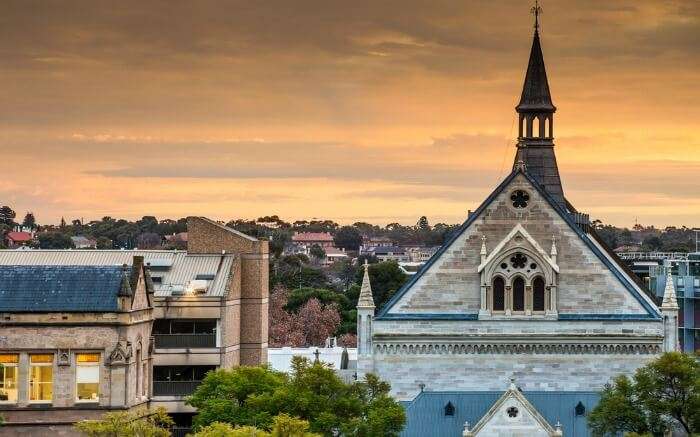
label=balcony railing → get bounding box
[171,427,192,437]
[154,333,216,349]
[153,380,202,397]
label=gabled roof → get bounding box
[6,231,32,242]
[400,390,598,437]
[377,167,661,320]
[292,232,334,242]
[0,265,124,312]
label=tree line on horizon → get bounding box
[0,205,697,253]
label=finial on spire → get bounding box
[531,0,542,32]
[662,265,679,309]
[357,259,375,309]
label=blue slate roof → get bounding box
[0,265,125,312]
[401,390,600,437]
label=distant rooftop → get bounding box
[0,249,234,297]
[292,232,334,242]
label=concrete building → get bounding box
[0,216,269,434]
[619,252,699,353]
[0,259,154,436]
[356,18,676,436]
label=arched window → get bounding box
[512,277,525,311]
[544,117,550,138]
[533,276,546,311]
[533,117,541,138]
[521,116,527,138]
[493,277,505,311]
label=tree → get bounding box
[192,415,320,437]
[38,232,74,249]
[95,237,113,249]
[22,212,36,230]
[0,206,16,226]
[74,407,173,437]
[309,244,326,264]
[588,352,700,435]
[188,359,405,436]
[136,232,162,249]
[333,226,363,251]
[268,287,341,347]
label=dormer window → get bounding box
[444,402,455,416]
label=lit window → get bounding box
[76,353,100,402]
[0,354,18,403]
[29,354,53,402]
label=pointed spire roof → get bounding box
[357,260,375,309]
[662,267,679,310]
[516,28,555,113]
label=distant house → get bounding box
[368,246,409,262]
[291,232,335,249]
[406,246,440,263]
[71,235,97,249]
[323,247,348,265]
[165,232,188,243]
[5,231,33,248]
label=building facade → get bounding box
[0,216,269,434]
[0,260,154,436]
[357,20,677,436]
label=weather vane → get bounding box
[531,0,543,31]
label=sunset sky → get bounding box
[2,0,699,227]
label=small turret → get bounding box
[356,260,376,377]
[661,266,679,352]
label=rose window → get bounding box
[510,253,527,269]
[507,406,519,418]
[510,190,530,208]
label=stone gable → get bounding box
[384,172,650,317]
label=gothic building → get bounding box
[357,16,679,437]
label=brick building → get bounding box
[0,216,269,435]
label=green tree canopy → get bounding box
[187,358,405,436]
[38,232,74,249]
[588,352,700,436]
[74,407,173,437]
[333,226,363,251]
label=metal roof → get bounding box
[0,265,124,312]
[0,250,234,297]
[401,390,600,437]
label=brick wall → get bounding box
[187,217,269,365]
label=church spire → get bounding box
[357,260,375,309]
[513,1,565,209]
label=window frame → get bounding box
[511,276,526,313]
[532,276,547,313]
[75,353,101,403]
[0,354,19,404]
[29,354,54,404]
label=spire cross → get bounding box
[531,0,542,31]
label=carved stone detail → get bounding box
[374,342,661,355]
[57,349,70,366]
[108,340,133,365]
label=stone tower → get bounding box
[356,260,375,377]
[661,265,679,352]
[513,16,565,208]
